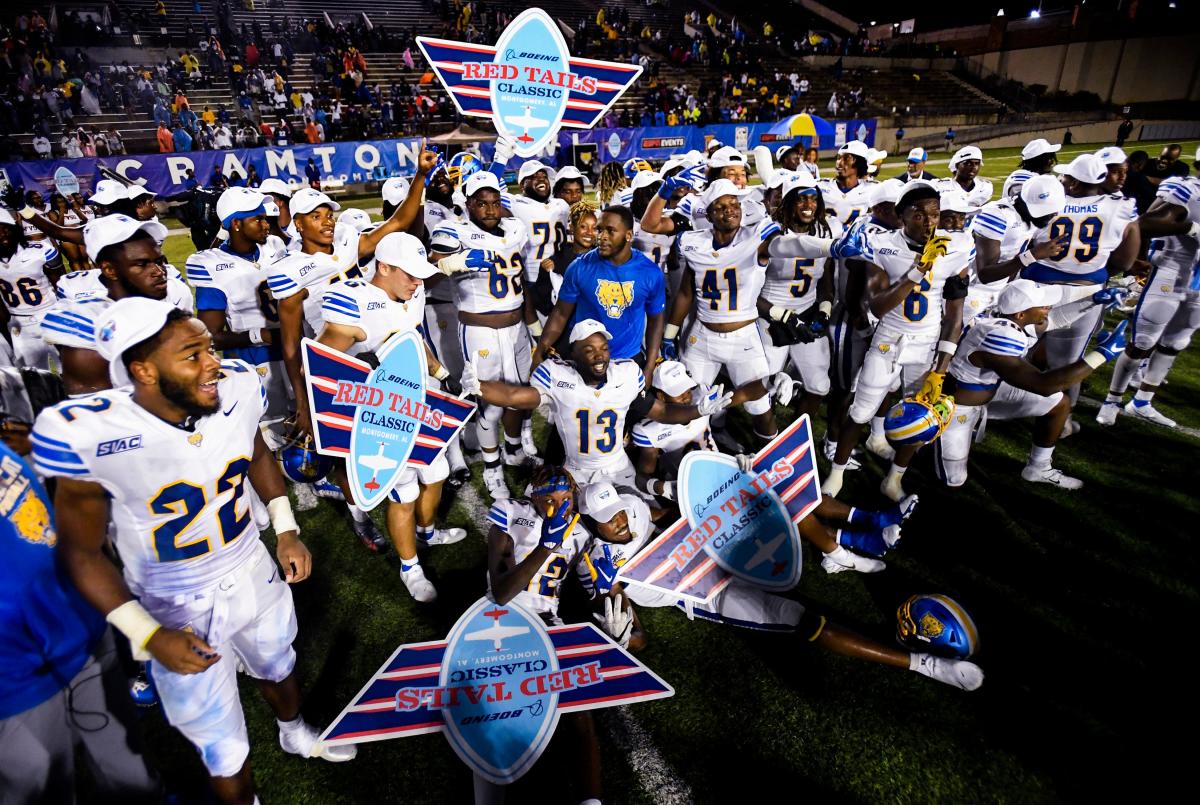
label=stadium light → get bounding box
[1029,9,1040,18]
[996,8,1005,15]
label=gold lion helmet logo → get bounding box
[879,343,891,353]
[11,493,55,547]
[188,432,204,447]
[919,612,945,639]
[256,366,268,377]
[478,349,490,358]
[595,279,635,319]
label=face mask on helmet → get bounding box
[883,396,955,446]
[277,429,334,484]
[896,593,980,659]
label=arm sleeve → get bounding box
[194,286,229,311]
[486,500,513,531]
[557,261,582,304]
[266,267,303,300]
[972,207,1010,241]
[319,288,363,327]
[30,408,96,481]
[429,224,463,254]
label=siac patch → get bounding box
[96,435,143,456]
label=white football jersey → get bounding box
[319,279,425,356]
[630,413,711,454]
[0,241,59,317]
[633,223,674,271]
[679,218,780,323]
[531,358,647,473]
[862,228,974,338]
[575,494,655,599]
[818,179,873,226]
[936,176,993,209]
[424,201,462,303]
[1029,193,1137,284]
[1002,169,1036,201]
[55,268,194,309]
[762,218,843,310]
[32,360,268,597]
[21,205,50,241]
[504,194,569,281]
[674,194,767,232]
[1146,177,1200,292]
[266,226,365,336]
[485,497,591,617]
[949,316,1032,388]
[429,218,530,315]
[971,199,1037,292]
[186,241,287,334]
[41,282,196,351]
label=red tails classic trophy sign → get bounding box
[416,8,643,157]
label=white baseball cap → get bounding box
[896,179,940,213]
[870,178,904,207]
[652,360,697,397]
[1019,174,1066,218]
[554,165,589,187]
[337,208,374,232]
[838,140,872,160]
[125,184,157,200]
[463,171,502,198]
[907,147,927,163]
[949,146,983,169]
[517,160,556,184]
[781,170,818,197]
[998,279,1057,314]
[0,208,15,226]
[1054,154,1108,184]
[1021,138,1061,160]
[661,156,688,176]
[580,481,628,524]
[83,213,168,263]
[89,179,128,206]
[569,318,612,344]
[290,187,341,215]
[701,178,751,211]
[381,176,411,206]
[765,168,795,190]
[1095,146,1127,166]
[630,170,663,191]
[707,145,747,169]
[775,144,801,161]
[94,297,181,389]
[705,139,724,152]
[258,178,293,197]
[216,187,267,227]
[938,188,975,214]
[374,232,439,279]
[263,199,281,217]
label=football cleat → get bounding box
[1059,417,1081,439]
[821,437,862,470]
[820,468,844,498]
[351,515,389,553]
[910,653,984,691]
[1020,464,1083,490]
[865,433,896,460]
[419,527,467,546]
[883,524,902,549]
[504,447,530,467]
[820,545,886,574]
[1095,402,1120,426]
[880,473,907,502]
[130,665,158,708]
[897,594,980,658]
[293,482,319,512]
[400,563,437,603]
[884,396,955,446]
[313,478,345,501]
[1124,399,1177,428]
[279,719,358,762]
[446,465,472,490]
[277,428,334,484]
[484,465,510,499]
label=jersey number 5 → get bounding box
[150,457,252,562]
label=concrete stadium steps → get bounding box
[113,0,217,40]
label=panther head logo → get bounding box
[595,279,634,319]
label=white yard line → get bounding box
[1076,396,1200,440]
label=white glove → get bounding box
[493,135,515,165]
[736,453,755,474]
[696,383,733,417]
[771,371,796,407]
[593,592,634,649]
[460,362,481,397]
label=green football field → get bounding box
[141,140,1200,802]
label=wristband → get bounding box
[1018,249,1037,267]
[433,365,450,381]
[437,251,471,275]
[664,323,680,340]
[527,319,543,338]
[906,266,927,284]
[818,301,833,318]
[1188,221,1200,239]
[937,339,958,356]
[1082,351,1107,369]
[107,600,163,655]
[768,305,787,322]
[18,206,36,220]
[248,327,265,346]
[267,495,300,536]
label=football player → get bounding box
[316,233,465,601]
[1096,146,1129,195]
[937,280,1128,489]
[34,299,354,805]
[1002,138,1061,200]
[967,175,1067,325]
[1098,170,1200,427]
[578,484,981,689]
[819,140,875,226]
[428,171,534,497]
[552,165,588,208]
[823,181,974,501]
[938,146,993,208]
[40,215,193,396]
[0,208,63,370]
[464,319,731,490]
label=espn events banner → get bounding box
[0,136,429,197]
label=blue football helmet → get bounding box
[623,158,652,180]
[897,594,980,659]
[445,152,482,189]
[277,430,334,484]
[884,396,954,446]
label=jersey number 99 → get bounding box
[1047,216,1103,263]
